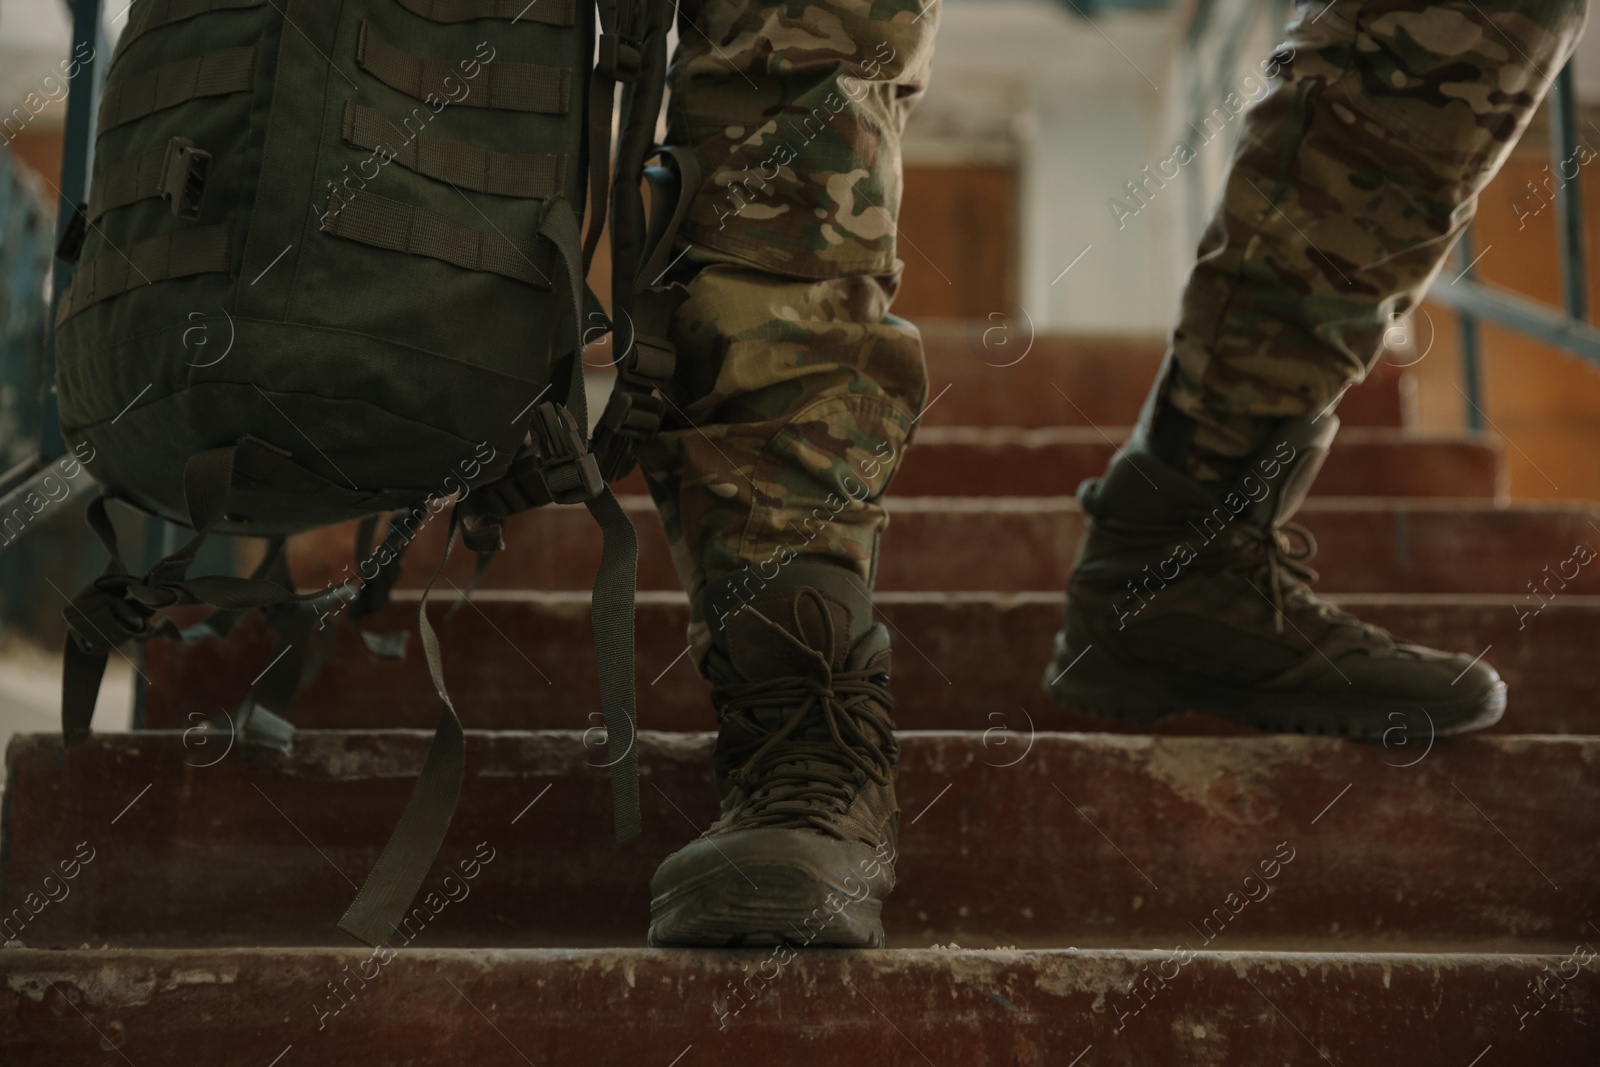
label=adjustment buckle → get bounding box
[597,386,665,439]
[160,137,212,221]
[460,512,505,554]
[593,383,666,482]
[64,578,155,653]
[532,402,603,504]
[628,334,675,383]
[596,33,643,82]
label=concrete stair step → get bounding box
[597,427,1501,500]
[3,731,1593,951]
[3,946,1591,1065]
[142,592,1600,735]
[884,427,1503,498]
[916,327,1415,428]
[285,497,1600,595]
[589,329,1415,429]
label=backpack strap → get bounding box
[581,0,637,274]
[61,442,331,746]
[173,535,304,750]
[590,0,693,481]
[341,512,415,660]
[336,191,644,947]
[592,144,700,482]
[337,512,469,947]
[584,487,641,839]
[337,0,692,946]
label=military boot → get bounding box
[649,561,899,947]
[1043,413,1506,737]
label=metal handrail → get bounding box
[1424,60,1599,430]
[0,0,107,528]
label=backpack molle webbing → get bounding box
[54,0,695,947]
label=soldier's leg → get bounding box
[1165,0,1589,478]
[1047,0,1588,737]
[638,0,936,947]
[639,0,934,661]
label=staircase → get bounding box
[3,328,1597,1064]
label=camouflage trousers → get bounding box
[1162,0,1589,477]
[636,0,937,658]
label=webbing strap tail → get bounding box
[337,517,468,948]
[586,487,641,840]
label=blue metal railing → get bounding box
[1409,61,1600,426]
[1180,0,1600,429]
[0,0,108,522]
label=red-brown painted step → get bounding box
[142,592,1600,735]
[284,497,1600,595]
[909,326,1415,429]
[890,427,1504,498]
[587,328,1415,431]
[4,731,1594,950]
[3,947,1592,1066]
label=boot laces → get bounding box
[1232,521,1387,641]
[711,602,894,833]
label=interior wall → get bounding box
[891,163,1018,319]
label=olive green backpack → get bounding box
[53,0,694,946]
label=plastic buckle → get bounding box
[597,386,665,439]
[161,137,212,221]
[532,402,603,504]
[628,335,676,383]
[64,583,152,652]
[596,33,643,82]
[593,387,665,481]
[460,513,505,554]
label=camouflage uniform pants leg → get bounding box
[636,0,937,661]
[1159,0,1588,476]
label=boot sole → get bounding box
[1042,632,1506,740]
[648,829,892,948]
